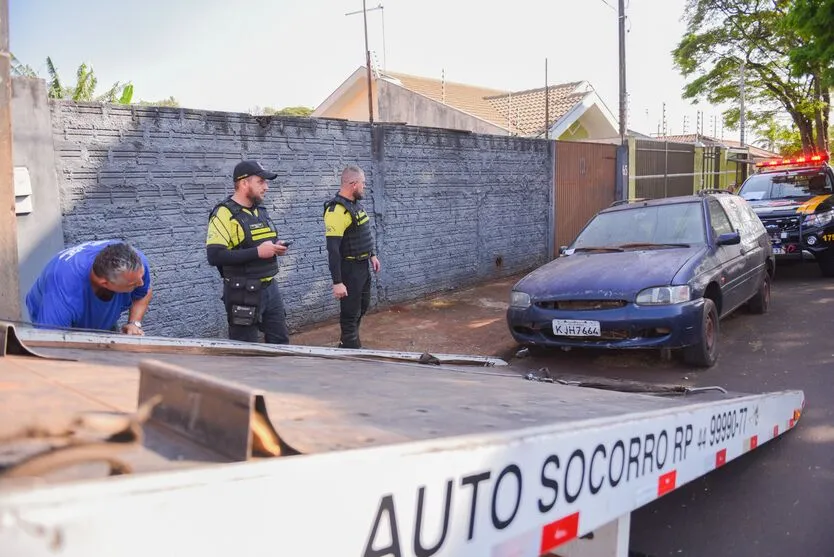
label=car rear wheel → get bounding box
[748,273,771,314]
[683,298,719,368]
[818,252,834,278]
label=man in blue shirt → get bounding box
[26,240,153,335]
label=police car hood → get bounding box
[747,194,834,217]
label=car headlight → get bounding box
[803,209,834,228]
[636,285,691,305]
[510,291,531,309]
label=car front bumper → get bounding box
[507,298,706,350]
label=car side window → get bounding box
[719,196,758,238]
[708,198,734,236]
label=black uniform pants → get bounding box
[226,279,289,345]
[339,259,371,348]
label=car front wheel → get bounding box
[683,298,719,368]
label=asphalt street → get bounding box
[515,261,834,557]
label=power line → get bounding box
[600,0,616,11]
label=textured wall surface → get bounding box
[12,77,65,319]
[48,102,552,339]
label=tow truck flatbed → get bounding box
[0,324,805,557]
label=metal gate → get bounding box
[554,141,618,253]
[634,139,696,199]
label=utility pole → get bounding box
[739,61,746,146]
[0,0,20,320]
[346,1,378,124]
[618,0,627,144]
[544,58,549,139]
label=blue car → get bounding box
[507,191,775,367]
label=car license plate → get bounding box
[773,246,785,255]
[552,319,601,337]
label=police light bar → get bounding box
[756,152,829,168]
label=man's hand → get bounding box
[122,323,144,336]
[333,283,348,299]
[257,241,287,259]
[370,255,380,273]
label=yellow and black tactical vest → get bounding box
[324,194,375,259]
[210,197,280,279]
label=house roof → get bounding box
[380,70,589,135]
[380,71,509,128]
[658,134,780,159]
[484,83,588,136]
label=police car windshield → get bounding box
[739,170,831,201]
[573,202,705,249]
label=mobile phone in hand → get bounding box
[280,240,294,247]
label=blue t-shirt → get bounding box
[26,240,152,331]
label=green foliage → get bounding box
[10,53,37,77]
[673,0,829,152]
[137,96,180,107]
[786,0,834,84]
[19,56,137,105]
[256,106,314,117]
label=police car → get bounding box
[737,152,834,277]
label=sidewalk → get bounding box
[291,274,524,359]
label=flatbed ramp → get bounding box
[0,325,805,557]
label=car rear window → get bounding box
[573,203,706,248]
[739,169,832,201]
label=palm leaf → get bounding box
[117,83,134,105]
[46,57,64,99]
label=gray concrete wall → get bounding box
[378,80,509,136]
[374,125,551,303]
[11,77,65,319]
[46,101,552,339]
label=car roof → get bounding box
[752,162,830,176]
[601,194,713,214]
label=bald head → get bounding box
[339,165,367,201]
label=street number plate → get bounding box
[552,319,601,337]
[773,246,785,255]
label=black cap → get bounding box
[233,160,278,182]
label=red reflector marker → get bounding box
[751,435,758,450]
[715,449,727,468]
[540,512,580,554]
[657,471,677,496]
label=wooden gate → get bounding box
[554,141,618,254]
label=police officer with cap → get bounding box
[323,164,380,348]
[206,160,291,344]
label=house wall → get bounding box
[43,101,552,339]
[378,80,508,135]
[558,121,589,141]
[325,80,379,122]
[11,78,65,318]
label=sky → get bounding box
[9,0,740,141]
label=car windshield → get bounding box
[738,170,832,201]
[572,202,705,249]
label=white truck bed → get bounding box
[0,324,805,557]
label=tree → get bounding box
[44,57,134,104]
[10,53,37,77]
[252,105,314,117]
[786,0,834,86]
[137,96,180,108]
[673,0,829,153]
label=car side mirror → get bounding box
[716,231,741,246]
[559,245,568,255]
